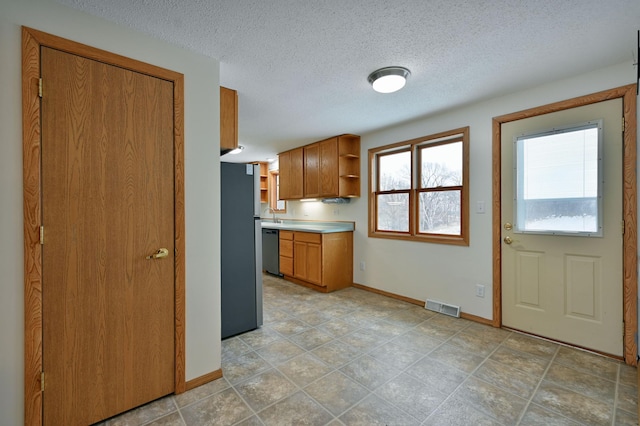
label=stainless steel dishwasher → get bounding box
[262,228,281,276]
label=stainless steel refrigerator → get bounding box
[221,162,263,339]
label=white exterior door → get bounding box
[501,98,623,356]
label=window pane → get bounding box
[420,141,462,188]
[419,190,461,235]
[516,124,601,235]
[377,193,409,232]
[379,151,411,191]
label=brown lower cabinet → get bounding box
[279,230,353,292]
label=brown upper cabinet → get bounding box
[220,86,238,154]
[279,147,304,199]
[279,134,360,200]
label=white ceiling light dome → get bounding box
[368,66,411,93]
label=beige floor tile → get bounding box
[615,407,639,425]
[453,376,527,424]
[489,345,551,377]
[616,382,638,415]
[316,317,361,338]
[618,363,638,388]
[222,336,253,360]
[222,351,272,384]
[545,362,616,403]
[374,373,447,421]
[257,391,334,426]
[554,346,619,381]
[339,328,390,352]
[145,412,186,426]
[339,394,421,425]
[277,352,333,387]
[255,338,305,365]
[405,357,468,396]
[289,327,335,350]
[268,317,311,336]
[234,368,297,411]
[388,329,443,353]
[367,341,424,370]
[423,396,503,426]
[428,343,487,374]
[447,328,502,357]
[532,380,613,425]
[340,354,402,390]
[427,313,472,331]
[502,333,559,358]
[473,359,540,399]
[238,327,282,350]
[181,388,253,426]
[305,371,370,416]
[412,320,460,340]
[311,340,362,369]
[519,403,581,425]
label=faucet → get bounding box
[264,206,278,223]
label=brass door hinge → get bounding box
[38,78,43,98]
[40,226,44,245]
[40,372,45,392]
[621,220,625,236]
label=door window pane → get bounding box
[515,122,602,236]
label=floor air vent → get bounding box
[425,299,461,318]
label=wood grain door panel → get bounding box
[41,47,175,425]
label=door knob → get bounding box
[503,222,513,230]
[503,236,513,245]
[146,248,169,259]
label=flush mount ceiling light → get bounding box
[228,145,244,155]
[368,66,411,93]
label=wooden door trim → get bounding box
[492,84,638,365]
[22,27,186,426]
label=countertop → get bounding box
[260,220,354,234]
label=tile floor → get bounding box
[99,274,638,426]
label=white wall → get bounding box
[0,0,221,424]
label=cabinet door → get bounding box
[319,137,338,197]
[304,143,320,198]
[289,147,304,199]
[305,243,322,285]
[278,150,291,200]
[220,87,238,152]
[293,241,308,280]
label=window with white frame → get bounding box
[369,127,469,245]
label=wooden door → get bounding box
[41,47,175,425]
[501,99,623,356]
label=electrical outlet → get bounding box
[333,208,340,216]
[359,261,366,271]
[475,284,485,298]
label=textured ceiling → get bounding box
[55,0,639,163]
